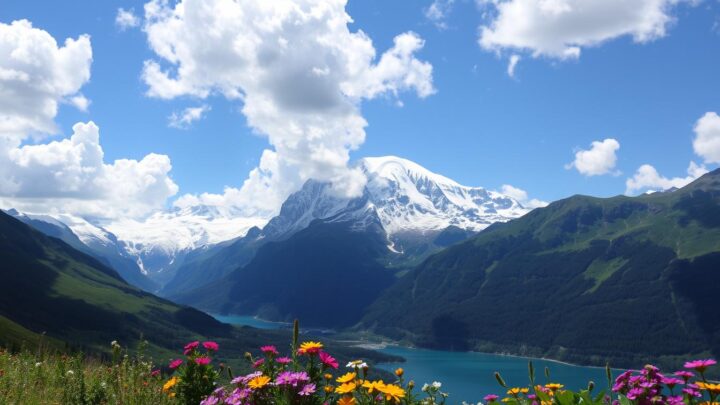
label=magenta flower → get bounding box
[319,351,339,369]
[484,394,499,402]
[275,371,310,387]
[151,369,161,377]
[661,377,684,389]
[184,340,200,355]
[253,358,265,369]
[261,345,279,356]
[684,359,716,373]
[682,384,702,398]
[299,383,316,396]
[674,370,694,381]
[276,356,292,365]
[169,359,183,369]
[195,356,211,366]
[203,341,219,352]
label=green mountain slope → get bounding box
[360,169,720,369]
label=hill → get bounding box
[360,169,720,369]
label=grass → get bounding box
[0,342,173,405]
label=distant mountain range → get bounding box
[359,168,720,369]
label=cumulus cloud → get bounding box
[625,161,708,194]
[0,20,92,140]
[168,105,210,129]
[500,184,548,209]
[565,138,621,176]
[0,20,177,220]
[693,112,720,164]
[115,8,141,30]
[478,0,692,61]
[425,0,455,29]
[141,0,435,216]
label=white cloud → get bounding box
[0,21,177,220]
[693,111,720,164]
[625,161,708,194]
[566,138,620,176]
[507,54,521,77]
[141,0,434,216]
[2,122,178,219]
[168,105,210,129]
[500,184,548,209]
[425,0,456,29]
[115,8,140,30]
[478,0,692,61]
[0,20,92,141]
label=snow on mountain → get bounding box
[105,205,269,276]
[262,156,529,239]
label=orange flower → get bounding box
[395,368,404,377]
[248,375,271,390]
[337,396,357,405]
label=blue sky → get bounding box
[1,0,720,219]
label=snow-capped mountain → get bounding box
[263,156,528,241]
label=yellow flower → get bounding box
[162,376,178,392]
[324,373,333,380]
[324,385,334,393]
[507,387,529,396]
[299,341,323,354]
[335,382,357,394]
[501,398,512,403]
[248,375,271,390]
[337,372,357,384]
[337,396,357,405]
[395,368,404,377]
[379,383,406,403]
[362,380,386,394]
[697,382,720,394]
[545,383,564,391]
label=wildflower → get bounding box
[248,375,271,390]
[195,356,211,366]
[299,341,323,355]
[261,345,279,356]
[163,376,179,392]
[319,351,339,369]
[276,357,292,365]
[337,396,357,405]
[507,387,529,396]
[184,341,200,355]
[379,383,406,403]
[203,341,219,352]
[66,370,74,376]
[684,359,717,373]
[253,359,265,368]
[299,383,316,396]
[151,369,160,377]
[683,384,702,398]
[35,362,42,367]
[661,377,684,389]
[346,360,368,369]
[335,382,357,394]
[324,386,334,393]
[485,394,499,402]
[697,382,720,394]
[432,381,442,389]
[668,396,685,405]
[324,373,333,380]
[337,372,357,384]
[674,370,694,381]
[169,359,183,369]
[395,368,404,377]
[276,371,310,387]
[363,380,386,394]
[545,383,564,391]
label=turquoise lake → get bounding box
[214,315,612,403]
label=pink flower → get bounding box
[203,341,219,352]
[261,345,279,356]
[151,369,161,377]
[276,357,292,365]
[484,395,499,402]
[299,383,316,396]
[195,356,211,366]
[253,358,265,369]
[169,359,183,369]
[674,370,694,381]
[319,351,338,369]
[184,341,200,355]
[683,359,716,373]
[661,377,684,389]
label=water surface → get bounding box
[211,314,289,330]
